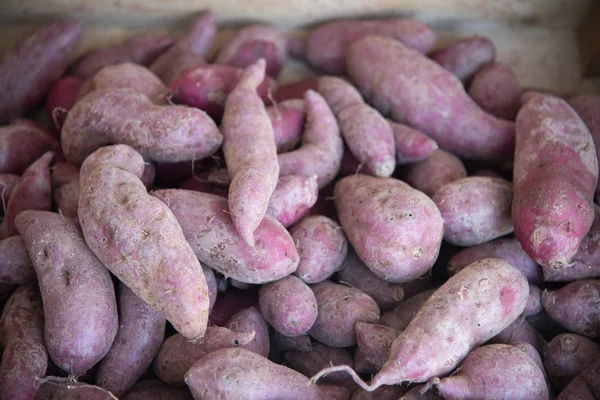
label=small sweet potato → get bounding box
[266,174,318,227]
[0,236,35,285]
[389,121,438,164]
[273,332,312,352]
[380,289,436,331]
[429,36,496,82]
[543,333,600,391]
[122,379,193,400]
[354,322,399,374]
[468,62,521,120]
[226,307,270,358]
[401,149,467,197]
[208,287,259,326]
[267,99,306,153]
[284,342,354,386]
[0,174,19,215]
[0,121,57,175]
[46,76,85,133]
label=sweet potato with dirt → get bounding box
[541,280,600,339]
[122,379,193,400]
[0,285,47,400]
[78,145,209,340]
[401,149,467,197]
[429,36,496,83]
[543,333,600,391]
[468,62,521,120]
[0,21,82,124]
[267,99,306,153]
[432,176,514,246]
[46,76,84,133]
[0,236,35,285]
[309,281,380,347]
[335,174,443,282]
[61,87,222,165]
[16,210,118,375]
[0,151,53,240]
[513,93,598,270]
[273,332,312,352]
[389,121,438,164]
[285,343,354,387]
[226,307,270,358]
[0,121,57,175]
[266,175,318,227]
[380,289,436,331]
[347,35,515,162]
[95,283,166,396]
[354,322,399,374]
[0,174,19,214]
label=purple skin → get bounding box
[318,384,350,400]
[51,161,80,224]
[202,264,217,311]
[285,343,354,387]
[352,385,408,400]
[122,379,194,400]
[95,283,166,396]
[0,121,57,175]
[380,289,436,331]
[489,316,547,356]
[0,174,19,215]
[543,333,600,391]
[226,307,270,358]
[429,36,496,83]
[0,21,82,123]
[45,76,85,133]
[401,149,467,197]
[266,175,318,227]
[347,35,515,162]
[272,332,312,352]
[523,284,543,317]
[389,121,438,164]
[542,280,600,339]
[556,377,596,400]
[0,285,47,400]
[0,236,36,285]
[267,99,306,153]
[512,341,556,400]
[354,322,399,374]
[34,379,120,400]
[468,62,522,120]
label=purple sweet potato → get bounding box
[489,316,546,355]
[273,332,313,352]
[299,18,436,74]
[208,287,259,326]
[0,174,19,215]
[226,307,270,358]
[0,121,57,175]
[380,289,436,331]
[512,341,556,400]
[78,145,209,340]
[352,385,408,400]
[152,189,299,284]
[0,152,53,240]
[556,376,596,400]
[562,358,600,399]
[51,161,80,223]
[285,343,354,387]
[429,36,496,82]
[401,149,467,197]
[0,21,82,123]
[541,280,600,339]
[335,174,443,282]
[46,76,84,134]
[266,174,318,227]
[34,379,119,400]
[61,87,222,165]
[215,25,287,77]
[347,35,515,162]
[543,333,600,391]
[354,322,399,374]
[468,62,522,120]
[389,121,438,164]
[309,281,380,347]
[523,284,543,317]
[432,344,547,400]
[0,285,47,400]
[513,93,598,270]
[16,210,118,375]
[318,384,350,400]
[267,99,306,153]
[278,89,343,189]
[202,264,217,311]
[568,95,600,198]
[0,236,35,285]
[122,379,193,400]
[432,176,514,246]
[95,283,166,396]
[274,77,319,102]
[185,347,326,399]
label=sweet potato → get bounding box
[468,62,521,120]
[208,287,259,326]
[95,283,166,396]
[274,77,319,102]
[0,21,82,123]
[278,89,343,189]
[226,307,270,358]
[354,322,399,374]
[0,174,19,215]
[273,332,312,352]
[78,145,209,340]
[267,99,306,153]
[0,152,53,240]
[285,343,354,387]
[122,379,193,400]
[46,76,84,133]
[524,284,543,317]
[16,210,118,375]
[512,341,556,400]
[559,358,600,399]
[400,386,442,399]
[432,176,514,246]
[541,280,600,339]
[513,93,598,270]
[0,236,35,285]
[543,333,600,391]
[266,175,318,227]
[51,161,80,223]
[0,285,47,400]
[347,35,515,162]
[309,281,380,347]
[429,36,496,82]
[380,289,436,331]
[556,376,596,400]
[489,317,546,355]
[389,121,438,164]
[401,149,467,197]
[202,264,217,311]
[352,385,408,400]
[335,174,443,282]
[318,384,350,400]
[34,379,119,400]
[61,87,222,165]
[0,121,57,175]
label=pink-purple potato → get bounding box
[259,275,318,337]
[380,289,436,331]
[401,149,467,197]
[308,280,380,347]
[512,341,556,400]
[389,121,438,164]
[543,333,600,391]
[291,215,348,284]
[429,36,496,82]
[152,189,299,284]
[523,284,542,317]
[274,77,319,102]
[226,307,270,358]
[0,121,57,175]
[46,76,84,134]
[273,332,312,352]
[0,174,19,215]
[556,376,596,400]
[489,317,546,355]
[571,358,600,398]
[266,174,318,227]
[351,385,408,400]
[335,174,443,282]
[468,62,521,120]
[202,264,217,311]
[78,145,209,340]
[0,21,82,123]
[354,322,399,374]
[0,285,47,400]
[34,380,119,400]
[284,343,354,387]
[122,379,194,400]
[267,99,305,153]
[0,235,35,285]
[432,176,513,246]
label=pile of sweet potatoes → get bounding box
[0,9,598,400]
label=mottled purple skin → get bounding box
[75,33,174,79]
[354,322,399,374]
[513,93,598,270]
[0,285,47,400]
[352,385,408,400]
[301,18,436,74]
[433,344,547,400]
[278,89,343,189]
[0,152,53,240]
[523,284,542,317]
[448,237,543,285]
[401,149,467,197]
[15,210,118,375]
[273,332,312,352]
[285,343,354,387]
[51,162,80,223]
[185,347,326,400]
[556,376,596,400]
[389,121,438,164]
[226,307,270,358]
[259,275,318,337]
[0,121,57,175]
[568,95,600,198]
[335,174,443,282]
[0,174,19,215]
[266,175,318,227]
[61,87,222,166]
[95,283,166,396]
[489,317,546,356]
[215,25,287,77]
[347,35,515,162]
[153,327,256,384]
[543,333,600,391]
[432,176,514,246]
[46,76,84,134]
[34,380,119,400]
[380,289,436,332]
[429,36,496,83]
[78,145,209,340]
[309,281,380,347]
[337,249,405,310]
[122,379,194,400]
[267,99,306,153]
[0,21,82,124]
[468,62,521,120]
[512,341,556,400]
[542,280,600,339]
[152,189,299,284]
[0,236,35,285]
[202,264,217,311]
